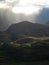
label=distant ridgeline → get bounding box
[0,21,49,42]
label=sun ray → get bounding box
[12,6,41,15]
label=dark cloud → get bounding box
[35,7,49,23]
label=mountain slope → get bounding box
[6,21,49,41]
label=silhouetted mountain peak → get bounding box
[46,21,49,24]
[14,21,33,25]
[20,21,30,23]
[5,20,49,41]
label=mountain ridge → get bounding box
[0,21,49,42]
[4,21,49,41]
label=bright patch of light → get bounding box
[15,0,49,7]
[0,0,49,15]
[33,0,49,7]
[0,2,12,11]
[0,2,7,8]
[5,0,16,3]
[12,6,41,15]
[0,0,49,7]
[18,0,32,6]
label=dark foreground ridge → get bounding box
[0,37,49,62]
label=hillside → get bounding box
[0,21,49,63]
[6,21,49,41]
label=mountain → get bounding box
[1,21,49,61]
[6,21,49,41]
[46,21,49,24]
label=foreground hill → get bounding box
[0,31,9,42]
[0,36,49,62]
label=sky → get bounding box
[0,0,49,14]
[0,0,49,31]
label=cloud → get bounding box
[0,0,49,7]
[35,7,49,23]
[0,8,16,31]
[0,7,38,31]
[32,0,49,8]
[0,0,49,31]
[0,0,5,1]
[0,7,49,31]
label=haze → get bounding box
[0,0,49,31]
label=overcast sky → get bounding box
[0,0,49,31]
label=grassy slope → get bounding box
[0,37,49,65]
